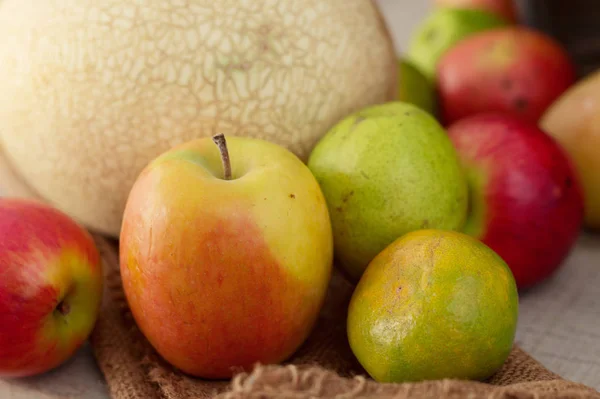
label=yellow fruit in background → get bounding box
[541,69,600,229]
[347,229,518,383]
[0,0,396,237]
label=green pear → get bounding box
[397,59,437,117]
[407,8,507,83]
[308,102,468,281]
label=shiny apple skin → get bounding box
[0,198,102,377]
[447,114,584,289]
[120,136,333,378]
[438,27,576,125]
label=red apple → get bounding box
[447,114,584,289]
[434,0,518,23]
[120,134,333,378]
[438,27,576,125]
[0,198,103,377]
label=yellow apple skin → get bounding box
[541,69,600,229]
[120,136,333,379]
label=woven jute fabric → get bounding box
[89,236,600,399]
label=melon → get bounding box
[0,0,396,236]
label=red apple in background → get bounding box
[0,198,103,377]
[434,0,518,23]
[447,114,584,289]
[438,27,576,125]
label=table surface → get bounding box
[2,1,600,398]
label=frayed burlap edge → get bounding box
[219,364,599,399]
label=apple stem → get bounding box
[56,301,70,316]
[212,133,232,181]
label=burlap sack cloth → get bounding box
[89,236,600,399]
[1,153,598,399]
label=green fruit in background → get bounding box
[397,59,437,117]
[307,102,468,281]
[407,8,508,82]
[347,229,519,383]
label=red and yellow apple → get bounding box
[438,27,576,125]
[0,198,102,377]
[448,114,584,289]
[120,134,333,379]
[434,0,518,23]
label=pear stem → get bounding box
[212,133,232,180]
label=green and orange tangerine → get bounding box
[347,229,518,383]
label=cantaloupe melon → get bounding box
[0,0,396,236]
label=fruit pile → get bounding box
[0,0,596,389]
[398,0,590,288]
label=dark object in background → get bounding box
[517,0,600,77]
